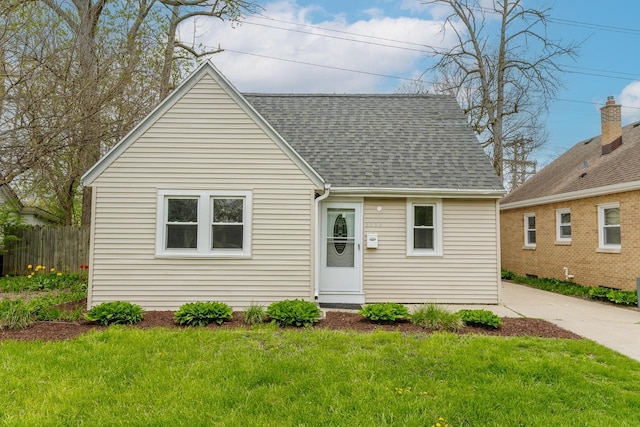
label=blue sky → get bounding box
[188,0,640,167]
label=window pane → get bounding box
[527,230,536,244]
[327,209,355,238]
[604,227,621,245]
[167,224,197,249]
[168,199,197,222]
[212,224,243,249]
[414,206,433,227]
[527,216,536,229]
[213,199,243,223]
[326,240,354,267]
[414,228,434,249]
[560,225,571,238]
[604,208,620,226]
[560,213,571,225]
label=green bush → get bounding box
[587,287,609,301]
[458,309,502,329]
[0,299,33,330]
[85,301,144,326]
[501,269,515,280]
[359,303,409,324]
[411,303,464,331]
[266,299,321,327]
[605,289,638,306]
[242,302,267,325]
[174,301,233,326]
[510,273,639,307]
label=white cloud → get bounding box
[177,0,459,93]
[618,81,640,124]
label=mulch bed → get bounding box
[1,303,581,341]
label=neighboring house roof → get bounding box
[244,94,503,192]
[501,121,640,209]
[0,183,62,225]
[83,61,503,196]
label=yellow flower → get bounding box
[27,275,32,279]
[50,268,55,272]
[27,264,32,269]
[57,272,62,276]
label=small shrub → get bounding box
[411,303,464,331]
[242,302,267,325]
[501,269,515,280]
[174,301,233,326]
[606,289,638,306]
[588,286,609,301]
[85,301,144,326]
[359,303,409,324]
[266,299,321,327]
[458,309,502,329]
[0,300,33,330]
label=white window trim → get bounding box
[406,199,443,257]
[597,202,620,251]
[555,208,571,244]
[523,213,536,248]
[156,190,252,258]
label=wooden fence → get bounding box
[2,226,90,275]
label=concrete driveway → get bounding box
[499,281,640,362]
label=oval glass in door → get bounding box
[326,208,355,267]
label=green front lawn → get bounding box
[2,328,639,426]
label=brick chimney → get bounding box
[600,95,622,155]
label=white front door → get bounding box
[319,202,364,304]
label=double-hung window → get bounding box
[598,203,620,250]
[555,209,571,243]
[407,200,443,256]
[524,213,536,248]
[157,190,252,257]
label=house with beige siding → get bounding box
[501,96,640,292]
[81,61,504,310]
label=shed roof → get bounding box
[244,94,503,191]
[501,121,640,207]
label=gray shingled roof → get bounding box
[243,94,502,191]
[501,122,640,206]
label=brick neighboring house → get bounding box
[500,96,640,291]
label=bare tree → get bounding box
[0,1,161,224]
[158,0,258,99]
[0,0,259,223]
[423,0,579,181]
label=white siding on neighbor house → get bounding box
[89,74,318,310]
[363,198,500,304]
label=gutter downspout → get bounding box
[314,185,331,300]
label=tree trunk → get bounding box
[159,4,180,100]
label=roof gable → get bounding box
[501,122,640,208]
[244,94,503,192]
[82,61,324,188]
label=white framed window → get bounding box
[524,213,536,248]
[407,199,443,256]
[156,190,252,258]
[598,203,620,250]
[555,209,571,243]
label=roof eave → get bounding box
[330,186,505,198]
[500,180,640,210]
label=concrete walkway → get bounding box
[499,281,640,362]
